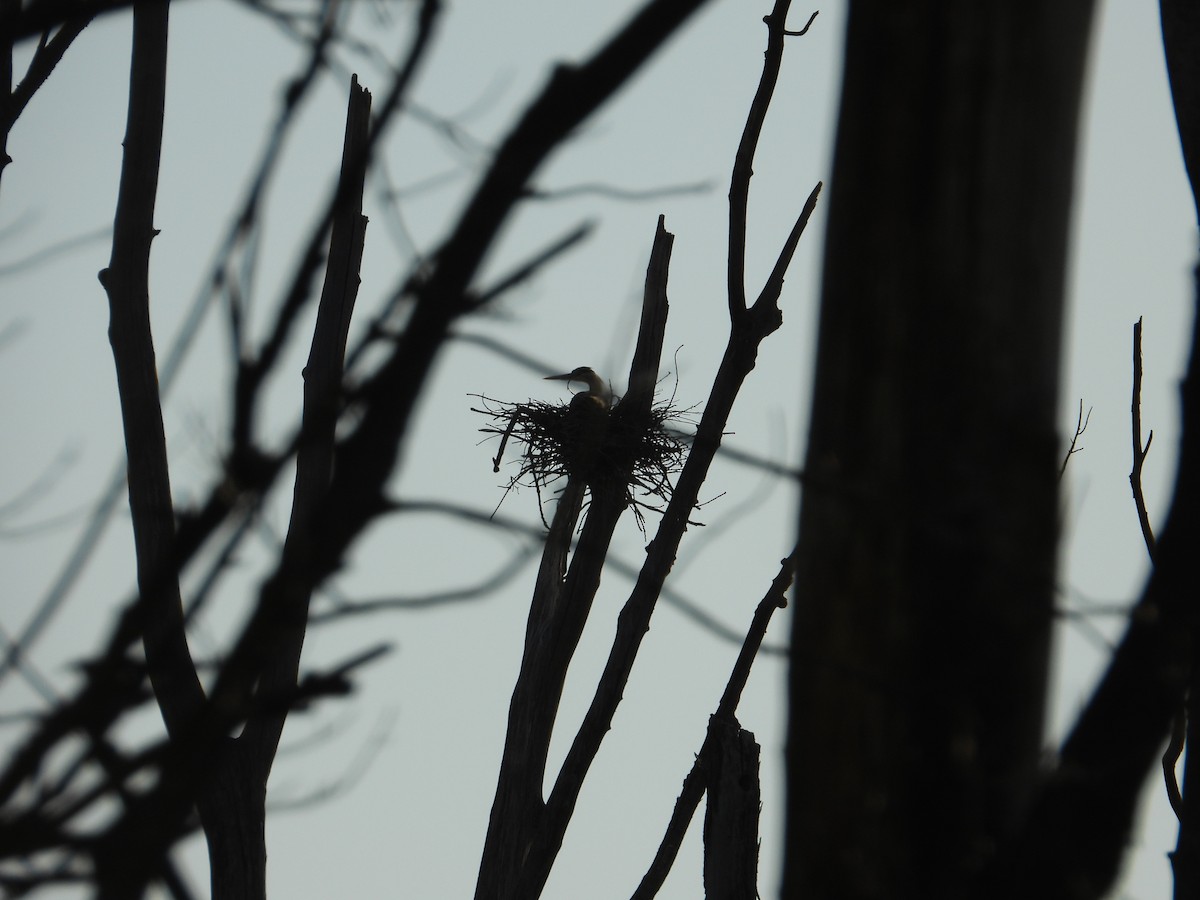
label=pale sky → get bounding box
[1,1,1196,898]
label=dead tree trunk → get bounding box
[785,5,1095,898]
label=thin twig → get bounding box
[523,178,713,202]
[782,8,818,35]
[1059,398,1091,480]
[470,222,594,309]
[1131,317,1157,561]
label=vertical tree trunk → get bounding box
[198,743,267,900]
[784,5,1094,898]
[1161,7,1200,896]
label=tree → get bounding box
[1,0,1196,898]
[785,4,1200,899]
[2,0,818,896]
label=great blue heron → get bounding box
[543,366,612,410]
[544,366,612,482]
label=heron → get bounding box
[544,366,612,482]
[543,366,612,410]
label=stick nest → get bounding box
[471,392,693,529]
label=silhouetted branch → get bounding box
[517,6,819,894]
[300,0,721,639]
[632,548,793,899]
[727,1,817,317]
[0,443,79,524]
[702,720,761,899]
[0,463,124,688]
[380,496,789,652]
[1004,251,1200,900]
[1,0,146,42]
[782,8,818,35]
[287,642,391,711]
[0,622,55,701]
[470,221,595,308]
[1059,398,1091,479]
[0,226,109,276]
[476,216,675,900]
[6,1,779,894]
[2,17,91,144]
[30,63,383,900]
[231,0,436,454]
[98,0,205,743]
[0,0,316,44]
[308,546,538,620]
[523,178,714,202]
[266,710,395,812]
[1131,316,1157,560]
[0,3,335,692]
[233,72,372,770]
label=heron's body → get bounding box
[544,366,611,481]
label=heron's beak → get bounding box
[544,372,575,382]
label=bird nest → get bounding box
[471,392,693,530]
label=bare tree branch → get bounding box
[0,2,335,691]
[1131,316,1157,560]
[633,547,794,900]
[98,0,205,743]
[242,74,371,768]
[0,225,109,276]
[469,221,595,309]
[1060,398,1092,479]
[727,2,817,318]
[1004,276,1200,895]
[231,0,434,456]
[523,178,714,203]
[280,0,721,657]
[476,216,675,900]
[514,6,820,893]
[703,720,761,899]
[1,14,93,195]
[308,546,538,620]
[376,496,789,651]
[88,6,207,890]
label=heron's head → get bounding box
[544,366,611,408]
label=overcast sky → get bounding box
[1,1,1196,898]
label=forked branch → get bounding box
[1131,316,1157,561]
[632,547,795,900]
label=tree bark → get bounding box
[785,5,1094,899]
[702,718,760,900]
[1163,8,1200,896]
